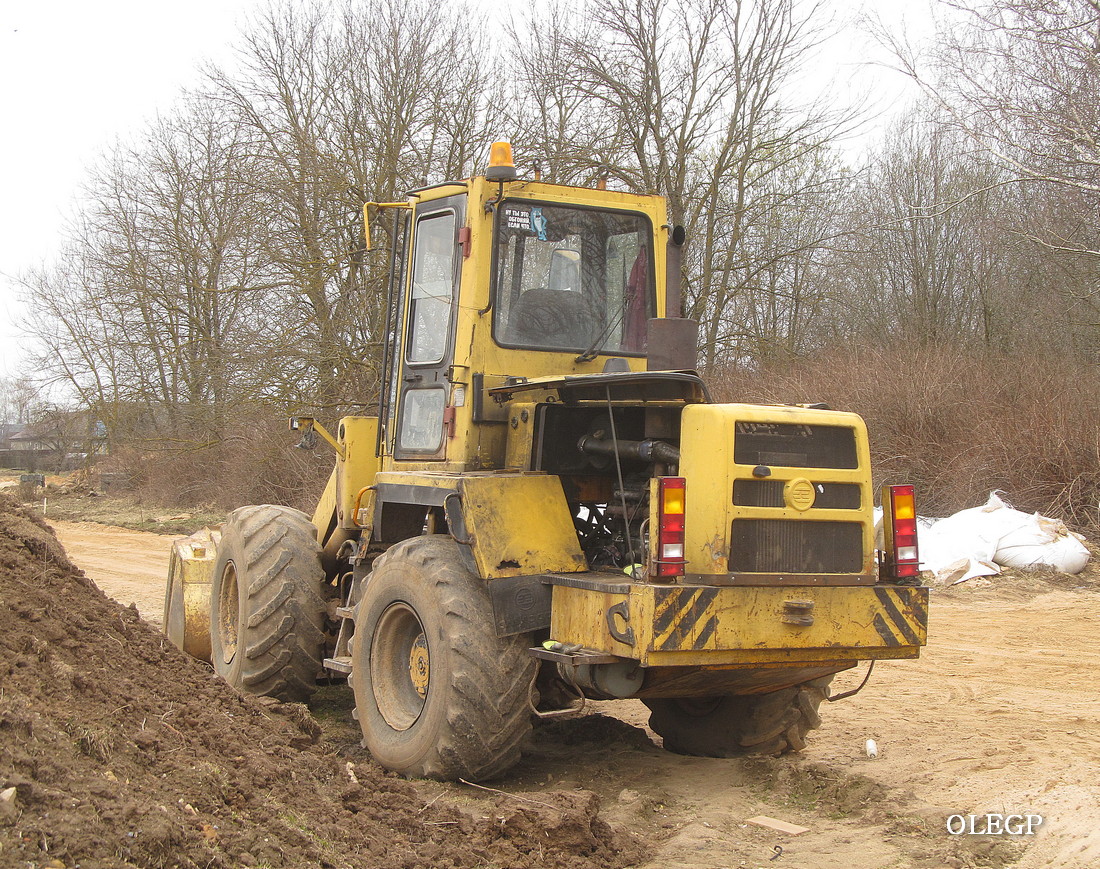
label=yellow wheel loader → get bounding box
[164,142,927,781]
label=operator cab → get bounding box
[374,142,690,471]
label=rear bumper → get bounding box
[547,575,927,667]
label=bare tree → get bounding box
[504,5,624,184]
[202,0,491,410]
[878,0,1100,352]
[24,96,266,446]
[509,0,856,366]
[930,0,1100,194]
[722,151,850,362]
[333,0,493,388]
[812,103,1093,358]
[889,1,1100,260]
[836,115,995,344]
[22,0,867,482]
[205,2,360,409]
[0,376,38,427]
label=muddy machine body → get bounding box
[165,144,927,780]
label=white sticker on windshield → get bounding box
[503,206,530,230]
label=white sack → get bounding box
[917,507,1001,584]
[995,511,1090,573]
[920,492,1089,582]
[875,508,996,583]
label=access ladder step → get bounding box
[323,656,353,674]
[528,646,625,666]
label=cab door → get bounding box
[393,195,464,461]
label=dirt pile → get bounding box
[0,496,633,869]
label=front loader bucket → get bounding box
[163,527,220,663]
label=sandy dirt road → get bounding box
[50,519,175,628]
[50,518,1100,869]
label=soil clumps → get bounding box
[0,496,632,868]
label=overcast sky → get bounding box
[0,0,940,380]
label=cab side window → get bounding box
[396,210,456,457]
[406,212,456,364]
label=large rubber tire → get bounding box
[351,536,536,782]
[209,505,326,703]
[644,677,833,757]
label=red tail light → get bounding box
[881,484,920,580]
[656,477,686,578]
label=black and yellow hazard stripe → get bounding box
[871,586,926,647]
[653,587,720,651]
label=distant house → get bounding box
[0,411,107,471]
[0,423,23,451]
[0,424,36,470]
[8,427,48,452]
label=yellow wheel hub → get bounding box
[371,602,430,731]
[409,634,430,697]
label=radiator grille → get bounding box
[729,519,863,573]
[734,423,858,469]
[733,480,861,509]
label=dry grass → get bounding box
[95,407,334,515]
[708,346,1100,529]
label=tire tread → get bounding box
[353,536,535,781]
[210,505,327,703]
[646,675,834,758]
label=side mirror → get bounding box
[666,225,686,318]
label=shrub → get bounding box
[96,405,333,514]
[708,346,1100,528]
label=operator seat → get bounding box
[507,288,599,348]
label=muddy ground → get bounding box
[0,504,632,869]
[11,513,1100,868]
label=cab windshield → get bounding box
[492,202,655,355]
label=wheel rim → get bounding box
[218,561,240,665]
[371,602,430,731]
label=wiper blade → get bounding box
[575,309,624,363]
